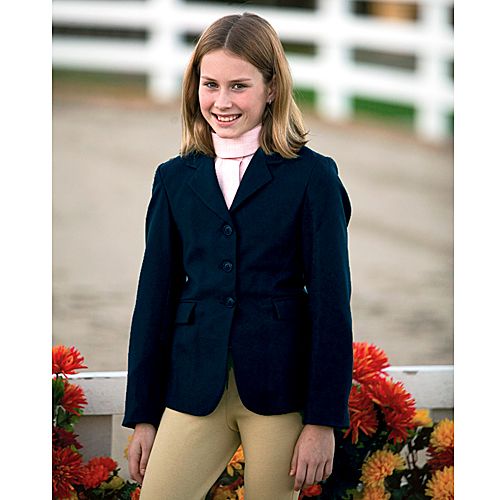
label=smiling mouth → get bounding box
[213,113,241,123]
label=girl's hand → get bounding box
[128,423,157,484]
[289,424,335,492]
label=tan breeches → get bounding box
[139,366,304,500]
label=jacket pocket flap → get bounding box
[174,301,196,324]
[272,297,304,320]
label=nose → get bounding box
[214,89,232,110]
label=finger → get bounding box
[139,441,152,477]
[322,458,333,481]
[305,462,319,488]
[294,462,307,492]
[314,462,326,484]
[128,443,141,483]
[289,443,299,476]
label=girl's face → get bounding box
[198,49,275,139]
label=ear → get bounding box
[267,75,276,103]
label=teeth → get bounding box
[217,115,239,122]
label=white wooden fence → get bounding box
[69,365,453,479]
[52,0,454,141]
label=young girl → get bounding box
[123,12,353,500]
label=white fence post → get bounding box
[148,0,183,101]
[316,0,352,122]
[416,0,453,140]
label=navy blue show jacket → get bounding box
[122,146,353,430]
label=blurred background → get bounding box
[52,0,453,372]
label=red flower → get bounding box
[353,342,390,384]
[53,426,82,450]
[53,345,87,377]
[86,456,118,474]
[344,384,378,444]
[428,444,454,471]
[61,380,87,415]
[79,457,117,490]
[300,483,322,498]
[79,456,118,489]
[130,486,141,500]
[80,465,110,490]
[53,446,83,498]
[368,378,416,443]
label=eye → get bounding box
[203,81,217,89]
[232,83,247,90]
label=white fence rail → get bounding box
[68,365,453,477]
[53,0,453,141]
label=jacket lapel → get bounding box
[230,148,274,213]
[186,148,278,221]
[187,154,231,222]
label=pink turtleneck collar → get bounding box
[212,124,262,159]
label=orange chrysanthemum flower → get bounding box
[345,384,378,444]
[360,449,405,489]
[79,457,117,489]
[61,379,87,415]
[53,345,87,377]
[124,434,133,459]
[430,419,454,451]
[235,485,245,500]
[368,378,416,443]
[52,446,83,499]
[428,419,454,470]
[412,408,433,428]
[425,465,454,500]
[212,483,239,500]
[360,485,390,500]
[353,342,390,384]
[130,486,141,500]
[227,445,245,476]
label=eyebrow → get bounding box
[200,75,253,83]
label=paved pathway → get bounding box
[53,90,453,372]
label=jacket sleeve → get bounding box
[301,155,353,429]
[122,164,183,429]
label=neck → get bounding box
[212,124,262,159]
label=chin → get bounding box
[216,129,240,138]
[212,125,243,138]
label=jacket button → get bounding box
[223,224,233,236]
[224,297,236,308]
[222,261,233,272]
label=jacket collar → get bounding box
[186,148,283,221]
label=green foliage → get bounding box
[351,95,416,128]
[53,375,82,430]
[53,69,146,89]
[52,376,65,408]
[294,87,317,109]
[77,471,134,499]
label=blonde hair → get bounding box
[180,13,308,159]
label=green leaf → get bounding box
[391,489,406,500]
[342,488,358,500]
[52,377,65,408]
[386,469,404,489]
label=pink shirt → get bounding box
[212,124,262,209]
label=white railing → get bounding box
[52,0,454,141]
[68,365,453,479]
